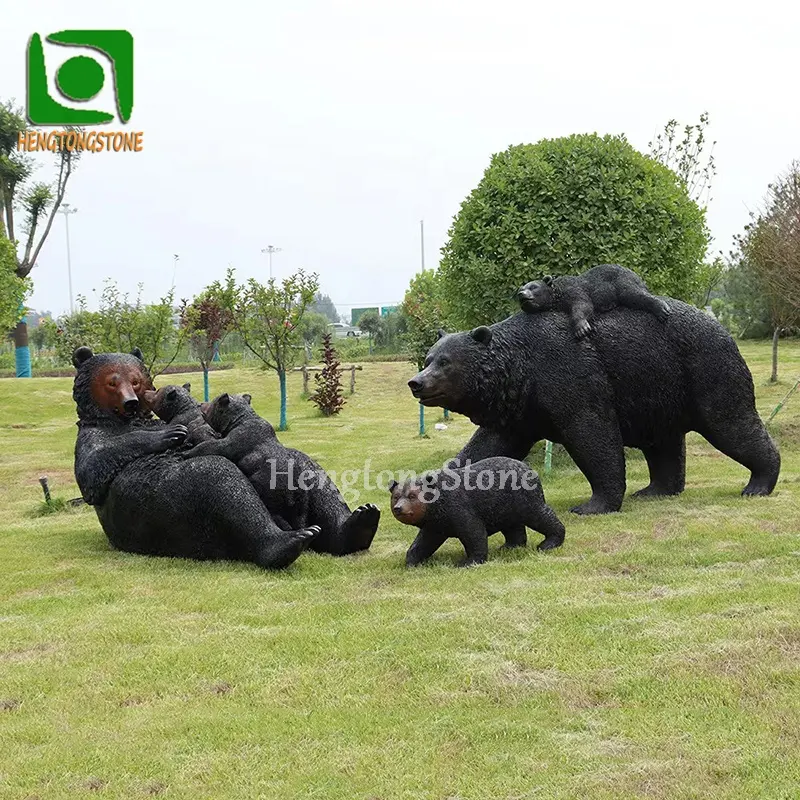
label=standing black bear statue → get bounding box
[182,392,381,556]
[408,303,780,514]
[390,457,565,567]
[72,348,319,568]
[517,264,671,339]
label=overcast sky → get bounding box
[3,0,798,322]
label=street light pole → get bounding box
[171,254,180,290]
[261,245,282,280]
[58,203,78,314]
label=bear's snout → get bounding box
[123,397,140,415]
[408,377,424,395]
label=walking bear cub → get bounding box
[389,457,565,567]
[517,263,671,339]
[182,392,381,556]
[142,383,217,446]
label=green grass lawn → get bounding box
[1,341,799,800]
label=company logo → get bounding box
[27,30,133,125]
[20,30,143,153]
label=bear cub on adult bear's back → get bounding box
[517,263,671,339]
[143,383,217,447]
[390,456,565,567]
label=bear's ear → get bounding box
[72,346,94,368]
[131,347,144,361]
[166,388,177,401]
[182,382,191,392]
[388,479,398,492]
[422,472,437,487]
[437,328,447,340]
[470,326,493,346]
[542,275,554,286]
[241,393,252,405]
[218,393,230,407]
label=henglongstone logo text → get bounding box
[20,29,143,153]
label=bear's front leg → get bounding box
[457,520,489,567]
[405,527,448,567]
[570,300,595,339]
[560,409,626,514]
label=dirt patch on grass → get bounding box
[1,698,21,711]
[0,642,58,664]
[597,531,637,554]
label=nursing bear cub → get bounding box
[389,457,565,566]
[174,392,380,556]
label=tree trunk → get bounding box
[771,327,780,383]
[278,369,288,431]
[14,317,31,378]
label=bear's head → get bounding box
[388,473,439,526]
[142,383,195,422]
[200,392,253,435]
[407,326,493,413]
[517,277,555,312]
[72,346,154,423]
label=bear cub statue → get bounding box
[182,392,381,556]
[517,263,671,339]
[389,456,565,567]
[143,383,217,447]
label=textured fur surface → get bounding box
[518,264,671,339]
[143,384,218,447]
[408,303,780,514]
[390,457,565,566]
[72,348,317,569]
[182,393,381,556]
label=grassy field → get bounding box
[1,341,799,800]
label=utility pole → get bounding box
[261,245,282,280]
[171,254,180,290]
[58,203,78,314]
[420,220,425,272]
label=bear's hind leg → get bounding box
[698,416,780,496]
[616,286,671,322]
[501,525,527,549]
[634,435,686,498]
[527,505,566,551]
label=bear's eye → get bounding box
[438,356,450,368]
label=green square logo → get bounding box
[26,30,134,125]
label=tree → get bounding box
[45,295,103,364]
[299,310,330,345]
[209,267,319,430]
[439,133,709,328]
[648,112,716,208]
[1,100,83,377]
[401,269,445,369]
[309,292,341,323]
[711,257,772,340]
[735,162,800,382]
[309,333,346,416]
[181,291,234,401]
[0,231,28,333]
[357,309,381,352]
[95,280,186,376]
[649,114,723,308]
